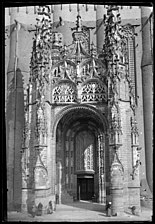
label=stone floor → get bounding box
[7,201,153,222]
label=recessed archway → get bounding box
[53,105,109,204]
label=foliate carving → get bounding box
[30,6,64,107]
[122,24,135,39]
[36,6,63,49]
[109,103,122,146]
[48,14,106,102]
[104,5,134,110]
[71,13,92,53]
[73,32,88,50]
[35,102,47,143]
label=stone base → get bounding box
[21,188,56,214]
[127,185,141,215]
[35,194,56,214]
[21,189,35,213]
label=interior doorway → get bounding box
[77,175,94,200]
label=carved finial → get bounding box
[113,151,118,163]
[76,12,82,32]
[62,44,67,58]
[90,42,97,57]
[91,41,94,49]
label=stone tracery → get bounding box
[53,83,77,103]
[81,82,107,103]
[19,5,141,214]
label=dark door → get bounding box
[77,178,94,200]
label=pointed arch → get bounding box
[52,104,109,137]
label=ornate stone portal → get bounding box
[54,105,107,203]
[20,5,141,215]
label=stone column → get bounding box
[98,134,105,203]
[141,7,153,193]
[102,134,106,203]
[58,161,62,204]
[50,136,56,194]
[98,135,101,203]
[110,151,124,216]
[100,134,105,203]
[6,19,24,211]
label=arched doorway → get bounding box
[53,105,108,204]
[76,130,95,201]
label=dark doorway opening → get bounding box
[77,175,94,200]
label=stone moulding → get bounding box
[51,104,109,137]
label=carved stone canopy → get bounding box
[111,151,124,178]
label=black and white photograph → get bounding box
[4,2,153,222]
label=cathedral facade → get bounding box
[5,4,153,216]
